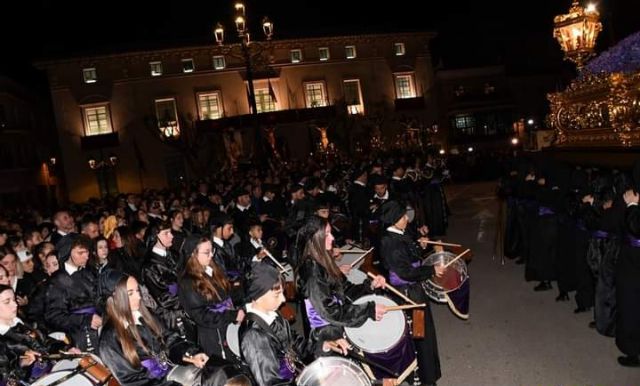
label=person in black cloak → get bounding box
[615,160,640,367]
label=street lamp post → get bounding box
[215,2,274,162]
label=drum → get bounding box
[422,251,470,319]
[296,357,371,386]
[344,295,416,379]
[345,268,367,285]
[51,354,103,372]
[226,323,241,358]
[31,370,94,386]
[166,365,201,386]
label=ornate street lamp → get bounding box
[214,2,274,161]
[553,1,602,69]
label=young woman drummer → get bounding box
[296,216,388,346]
[178,236,245,358]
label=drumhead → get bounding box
[31,370,94,386]
[344,295,405,353]
[345,268,367,285]
[281,263,294,282]
[226,323,241,358]
[423,251,469,293]
[51,354,103,373]
[297,357,371,386]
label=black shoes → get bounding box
[555,292,569,301]
[617,355,640,367]
[534,281,552,291]
[515,257,525,265]
[574,306,591,314]
[588,321,596,329]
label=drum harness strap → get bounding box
[41,360,107,386]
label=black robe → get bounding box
[297,258,375,343]
[1,320,69,381]
[141,249,195,342]
[44,265,100,351]
[347,182,371,242]
[178,275,240,358]
[525,184,560,282]
[99,318,198,386]
[380,230,441,384]
[615,204,640,357]
[240,311,320,386]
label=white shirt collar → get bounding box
[386,226,405,235]
[354,180,366,187]
[236,203,250,212]
[263,196,272,202]
[213,237,224,248]
[64,261,79,276]
[204,266,213,277]
[152,246,167,257]
[148,213,162,219]
[327,185,337,193]
[392,176,402,181]
[0,318,22,335]
[57,230,68,237]
[250,239,262,249]
[128,203,137,211]
[246,303,278,325]
[375,190,389,200]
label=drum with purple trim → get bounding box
[422,251,470,320]
[344,295,416,379]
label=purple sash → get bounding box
[167,283,178,297]
[389,261,422,287]
[141,358,171,379]
[207,297,233,313]
[592,230,610,239]
[538,206,555,216]
[71,306,97,315]
[278,358,296,380]
[30,360,53,379]
[304,299,330,329]
[627,235,640,248]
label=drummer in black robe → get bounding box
[99,270,250,386]
[296,216,387,344]
[240,263,350,385]
[379,200,444,386]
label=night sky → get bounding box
[2,0,639,84]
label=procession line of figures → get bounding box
[498,158,640,368]
[0,158,453,386]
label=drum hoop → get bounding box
[344,295,406,354]
[226,323,241,358]
[296,357,371,386]
[31,370,94,386]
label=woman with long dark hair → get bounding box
[99,270,210,386]
[296,216,387,344]
[179,236,245,358]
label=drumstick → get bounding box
[442,249,471,269]
[349,247,374,268]
[394,359,418,386]
[424,240,462,248]
[385,303,426,311]
[367,272,418,306]
[259,245,290,273]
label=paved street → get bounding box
[433,182,638,386]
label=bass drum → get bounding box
[296,357,371,386]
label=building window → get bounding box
[290,49,303,63]
[343,79,364,114]
[318,47,330,61]
[304,82,327,108]
[83,68,97,83]
[394,42,406,56]
[213,56,226,70]
[182,58,195,73]
[394,73,416,99]
[197,92,223,120]
[155,98,180,138]
[255,88,276,113]
[453,114,476,135]
[345,45,357,59]
[150,61,163,76]
[82,105,112,136]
